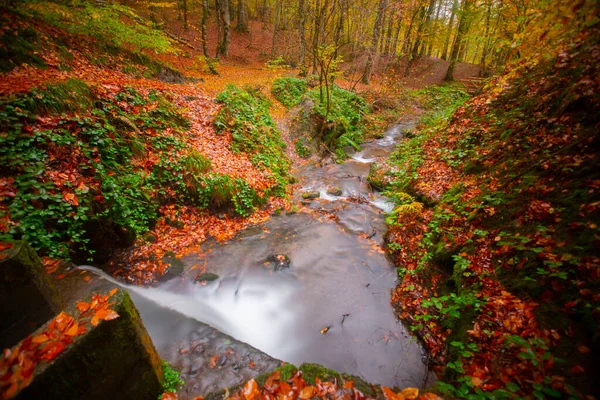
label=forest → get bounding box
[0,0,598,399]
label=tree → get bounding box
[216,0,231,57]
[236,0,250,32]
[363,0,387,84]
[444,0,472,81]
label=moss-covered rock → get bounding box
[0,241,60,349]
[17,290,164,400]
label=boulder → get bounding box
[195,273,219,284]
[0,241,60,349]
[326,187,343,196]
[301,191,320,200]
[10,290,164,400]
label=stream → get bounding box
[82,120,432,397]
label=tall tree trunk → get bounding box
[391,16,402,56]
[445,0,471,81]
[236,0,249,32]
[363,0,387,84]
[271,0,282,56]
[384,12,394,55]
[182,0,188,29]
[441,0,457,60]
[311,0,321,74]
[426,0,442,56]
[405,0,435,75]
[401,6,420,56]
[378,12,387,55]
[217,0,231,57]
[201,0,209,58]
[298,0,307,73]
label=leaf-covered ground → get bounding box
[0,4,294,284]
[383,26,599,399]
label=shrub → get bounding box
[215,85,290,195]
[271,77,308,107]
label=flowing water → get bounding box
[83,121,432,396]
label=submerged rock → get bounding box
[326,187,343,196]
[264,254,291,271]
[158,252,186,282]
[301,191,320,199]
[195,273,220,283]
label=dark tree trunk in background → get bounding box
[201,0,209,57]
[441,0,458,60]
[363,0,387,84]
[312,0,321,74]
[182,0,188,29]
[384,13,394,55]
[445,0,472,80]
[298,0,307,73]
[236,0,249,32]
[217,0,231,57]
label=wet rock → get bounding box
[195,273,220,283]
[0,241,60,349]
[342,145,356,156]
[264,254,291,271]
[15,290,163,400]
[165,218,185,229]
[326,187,343,196]
[302,191,320,199]
[142,232,158,243]
[158,253,185,282]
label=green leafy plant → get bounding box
[271,77,308,107]
[160,361,184,397]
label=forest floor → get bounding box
[2,2,596,400]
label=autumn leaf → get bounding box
[91,308,119,326]
[76,301,90,314]
[382,386,404,400]
[299,386,315,399]
[320,326,330,334]
[39,341,66,362]
[65,322,79,337]
[109,288,118,296]
[32,332,50,344]
[400,388,419,399]
[242,379,259,400]
[161,392,178,400]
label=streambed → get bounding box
[83,121,433,397]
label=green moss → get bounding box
[0,25,47,72]
[298,363,341,385]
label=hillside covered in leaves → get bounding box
[0,2,292,284]
[382,25,599,399]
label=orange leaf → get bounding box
[65,322,79,337]
[40,341,66,361]
[299,386,315,399]
[343,381,354,389]
[76,301,90,313]
[242,379,259,400]
[279,381,292,396]
[400,388,419,399]
[109,288,118,297]
[91,308,119,326]
[161,393,178,400]
[32,332,50,344]
[382,386,404,400]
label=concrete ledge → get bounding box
[8,290,164,400]
[0,241,60,349]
